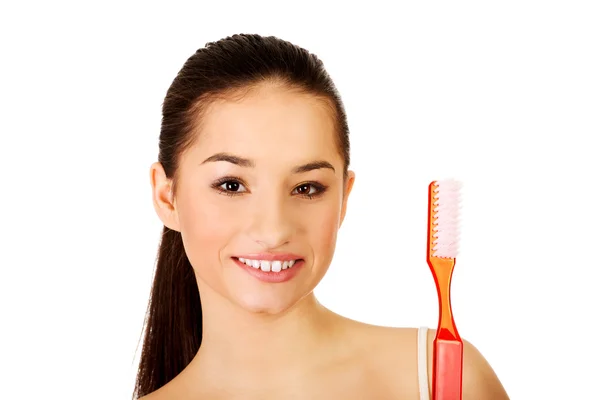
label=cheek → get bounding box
[177,192,238,275]
[308,205,340,265]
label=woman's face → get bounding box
[157,84,354,315]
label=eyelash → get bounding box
[211,176,328,199]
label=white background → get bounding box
[1,1,598,399]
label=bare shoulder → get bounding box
[137,386,166,400]
[135,370,199,400]
[460,334,510,399]
[419,328,510,400]
[137,391,154,400]
[346,322,509,399]
[137,384,198,400]
[338,322,425,398]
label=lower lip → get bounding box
[233,258,304,283]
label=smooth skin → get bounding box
[145,82,509,399]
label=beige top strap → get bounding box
[417,327,430,400]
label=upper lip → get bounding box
[234,253,303,261]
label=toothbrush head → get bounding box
[429,179,461,259]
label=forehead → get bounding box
[192,86,339,162]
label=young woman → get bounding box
[134,33,508,400]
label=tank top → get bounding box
[417,326,431,400]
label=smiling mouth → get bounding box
[233,257,303,273]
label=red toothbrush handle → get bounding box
[433,338,464,400]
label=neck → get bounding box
[188,284,342,389]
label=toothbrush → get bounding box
[427,179,463,400]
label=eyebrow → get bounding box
[200,152,336,173]
[201,152,254,168]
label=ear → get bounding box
[339,170,355,228]
[150,162,181,232]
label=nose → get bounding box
[247,194,295,250]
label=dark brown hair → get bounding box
[132,33,350,399]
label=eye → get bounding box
[293,182,327,198]
[212,178,248,196]
[221,181,245,192]
[295,184,316,195]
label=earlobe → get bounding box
[339,170,356,228]
[149,162,181,232]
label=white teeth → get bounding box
[271,260,282,272]
[260,260,270,272]
[237,258,299,272]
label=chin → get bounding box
[234,290,302,315]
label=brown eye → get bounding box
[220,181,246,193]
[293,182,327,198]
[226,182,238,191]
[296,184,312,195]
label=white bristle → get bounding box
[432,179,461,258]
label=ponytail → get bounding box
[132,226,202,398]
